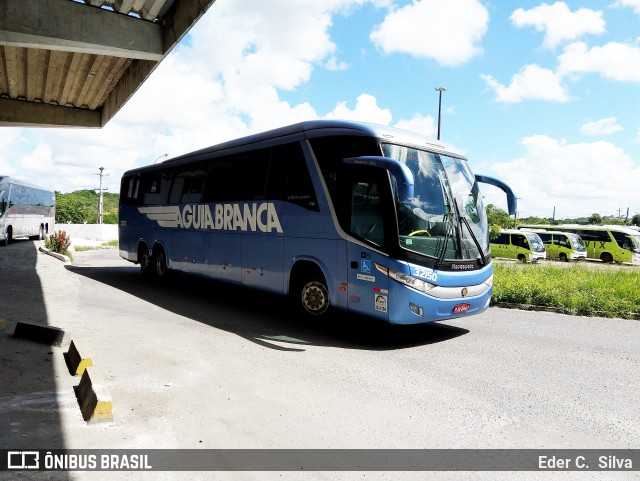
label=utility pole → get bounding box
[435,87,447,140]
[94,167,109,224]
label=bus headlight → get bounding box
[377,264,436,293]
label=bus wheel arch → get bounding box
[559,253,568,262]
[289,261,330,317]
[601,252,613,263]
[517,254,526,263]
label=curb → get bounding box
[73,367,113,423]
[13,321,70,347]
[64,342,113,423]
[491,302,640,320]
[64,339,94,375]
[39,246,71,263]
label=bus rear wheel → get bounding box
[139,246,154,276]
[2,227,12,246]
[152,247,168,277]
[601,252,613,263]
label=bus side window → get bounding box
[267,142,319,211]
[494,233,509,245]
[203,157,247,203]
[351,181,385,248]
[121,175,141,205]
[179,172,206,204]
[538,233,551,245]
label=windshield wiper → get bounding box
[460,215,487,266]
[435,212,453,269]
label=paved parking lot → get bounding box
[1,239,639,480]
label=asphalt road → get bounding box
[1,240,638,480]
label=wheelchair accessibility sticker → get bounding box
[361,260,371,273]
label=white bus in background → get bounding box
[0,176,56,246]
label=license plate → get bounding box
[453,303,471,314]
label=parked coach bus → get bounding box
[0,176,55,246]
[119,121,516,324]
[518,224,640,264]
[490,229,546,263]
[521,229,587,262]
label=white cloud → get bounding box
[370,0,489,66]
[611,0,640,15]
[394,114,437,140]
[580,117,623,136]
[511,2,605,49]
[481,64,570,104]
[557,41,640,81]
[490,135,640,217]
[2,0,389,193]
[324,93,393,124]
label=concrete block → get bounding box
[64,340,94,376]
[73,367,113,423]
[13,321,70,347]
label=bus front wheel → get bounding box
[300,280,329,316]
[517,254,526,263]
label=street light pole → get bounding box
[435,87,447,140]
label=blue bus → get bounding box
[119,121,516,324]
[0,176,55,246]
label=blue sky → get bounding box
[2,0,640,219]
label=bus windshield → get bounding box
[567,233,586,251]
[382,144,489,262]
[524,232,545,252]
[626,235,640,253]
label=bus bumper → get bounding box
[386,281,493,325]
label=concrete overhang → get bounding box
[0,0,215,128]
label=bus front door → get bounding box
[347,246,389,320]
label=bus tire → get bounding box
[3,227,12,246]
[152,246,168,278]
[30,225,45,241]
[291,268,330,318]
[139,245,154,276]
[517,254,526,263]
[299,278,329,316]
[559,253,568,262]
[600,252,613,263]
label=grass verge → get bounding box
[493,263,640,319]
[74,240,119,251]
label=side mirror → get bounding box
[343,156,415,204]
[475,174,517,216]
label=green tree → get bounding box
[486,204,513,229]
[588,213,603,225]
[55,190,119,224]
[632,214,640,227]
[55,192,94,223]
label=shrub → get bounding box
[45,230,72,255]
